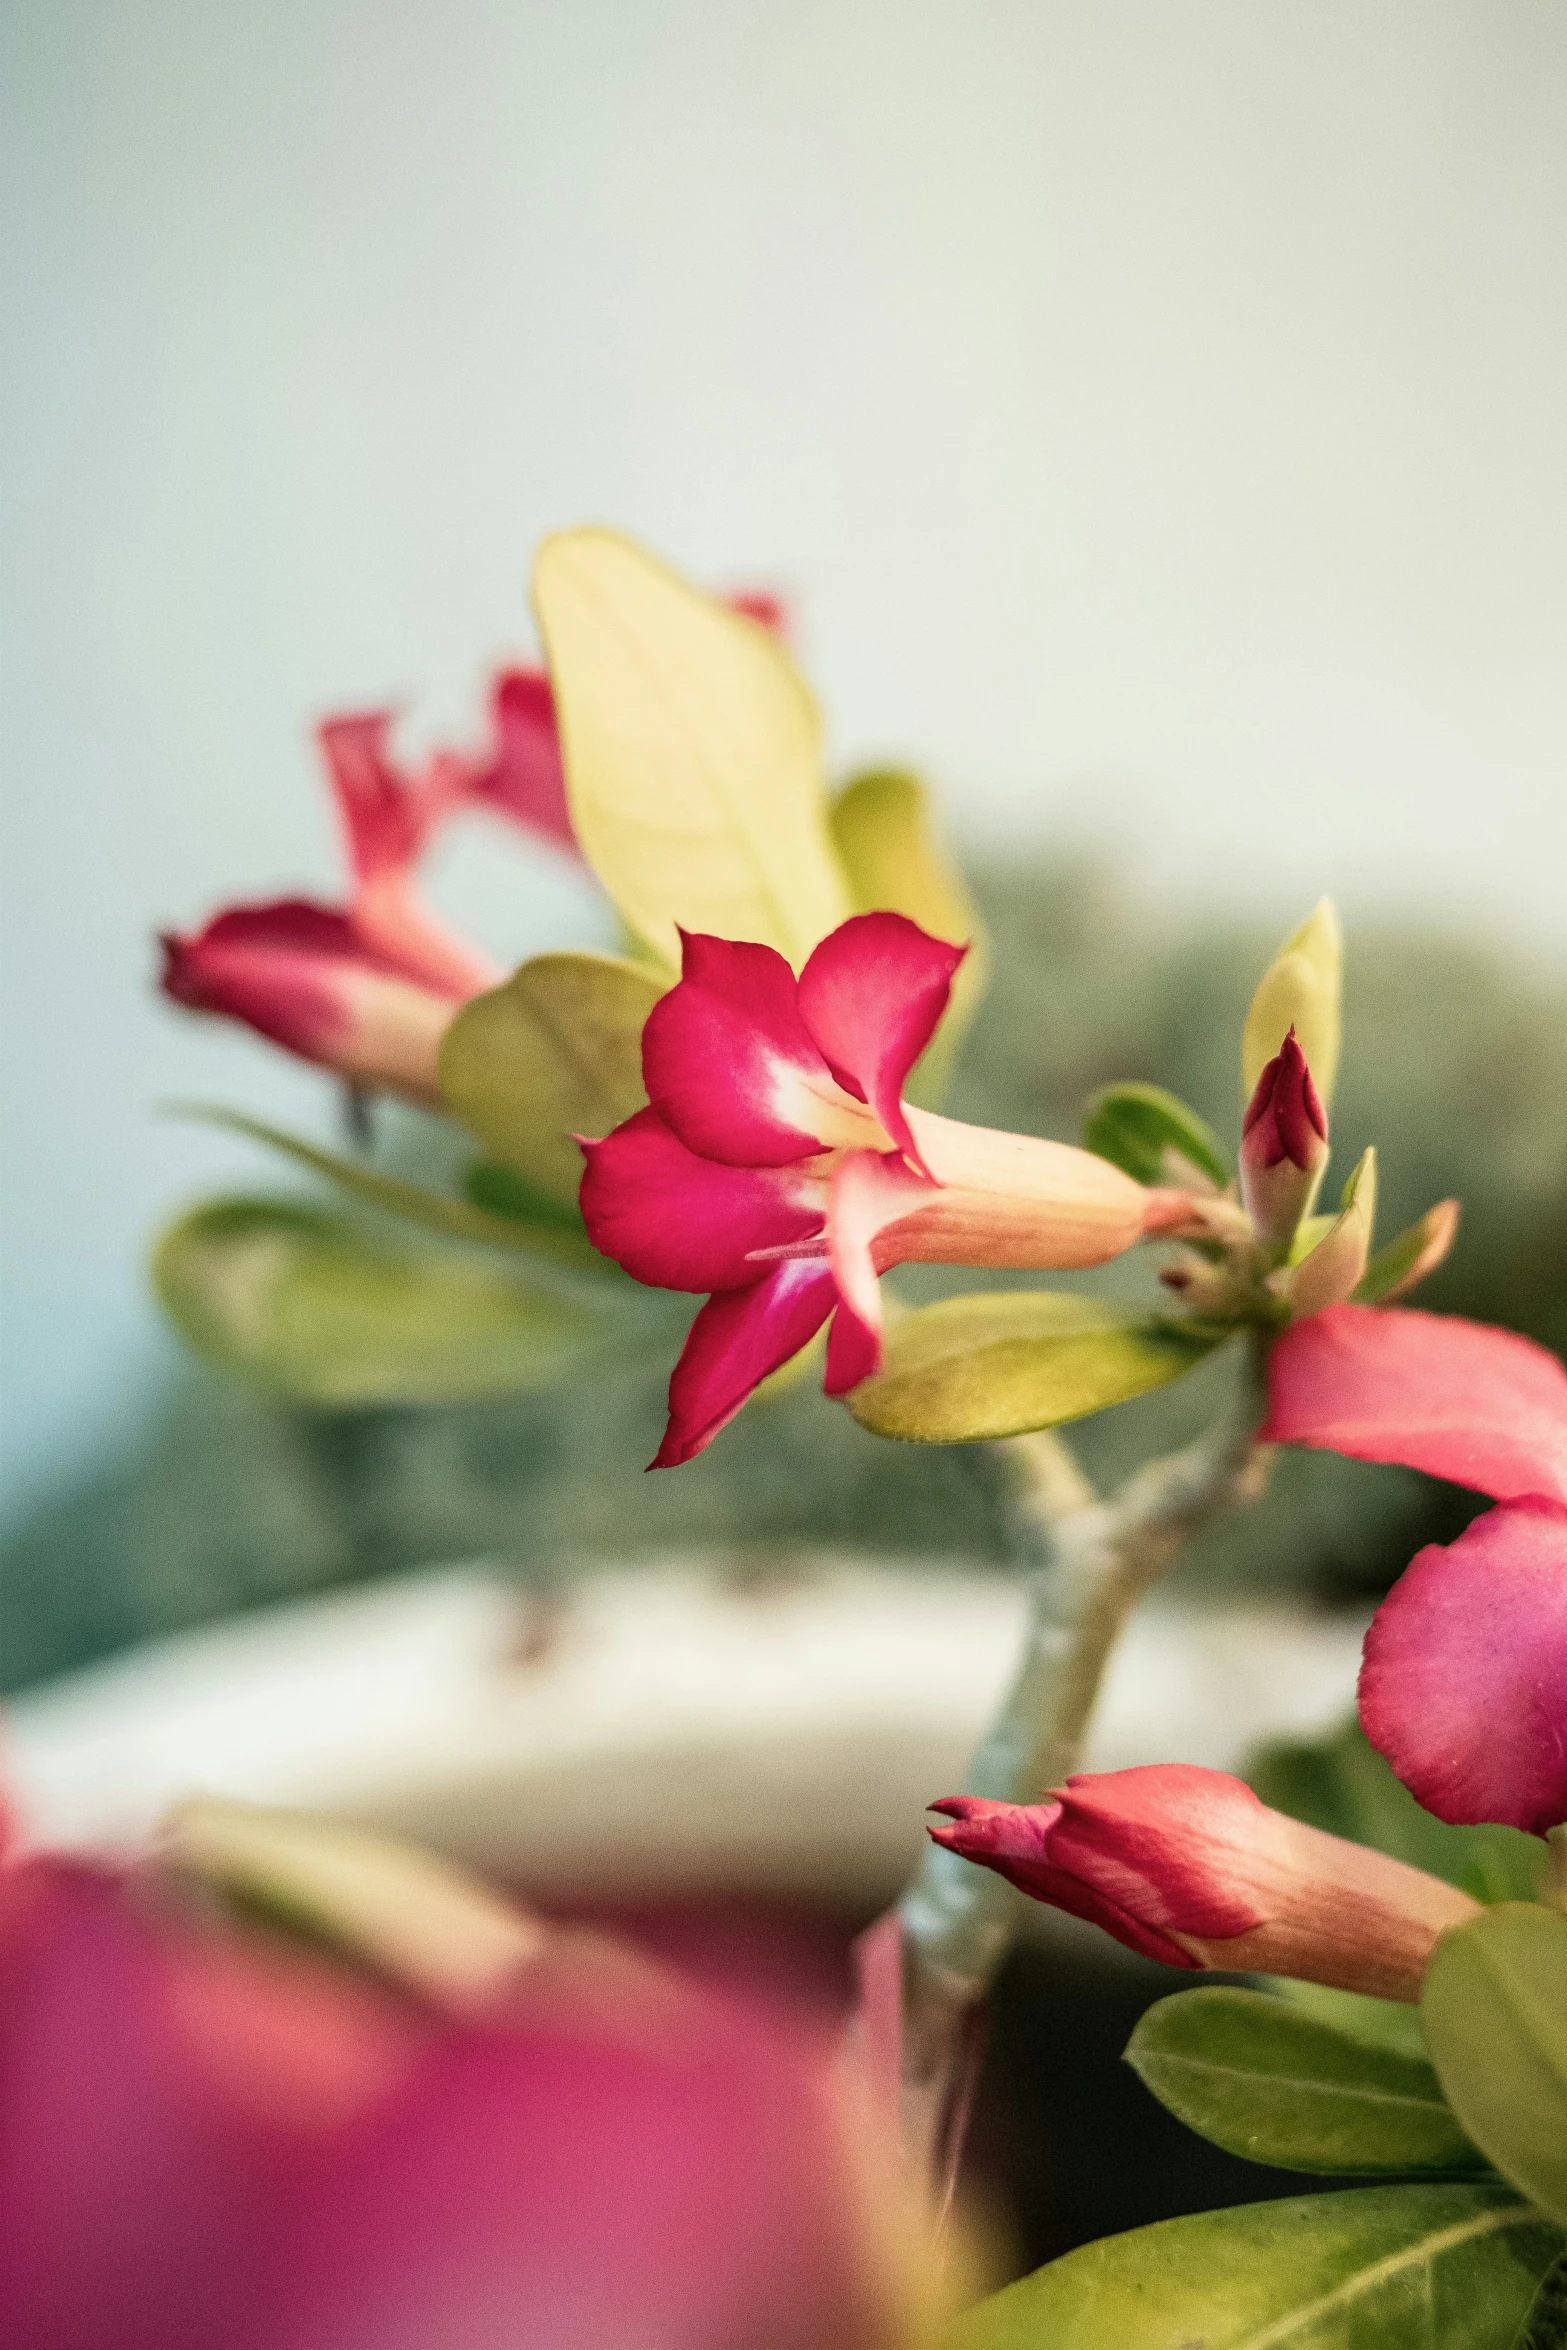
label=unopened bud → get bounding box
[929,1765,1478,2003]
[1240,1029,1329,1252]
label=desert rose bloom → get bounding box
[580,913,1195,1466]
[159,673,581,1099]
[0,1844,903,2350]
[929,1764,1479,2002]
[1266,1303,1567,1835]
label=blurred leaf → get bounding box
[1288,1146,1376,1318]
[1080,1081,1229,1189]
[1512,2253,1567,2350]
[829,767,988,1106]
[154,1197,625,1405]
[1423,1907,1567,2225]
[438,951,665,1210]
[847,1293,1219,1444]
[947,2185,1559,2350]
[1356,1200,1462,1305]
[170,1104,605,1274]
[1247,1717,1545,1904]
[462,1158,585,1231]
[1126,1986,1482,2176]
[1242,897,1343,1109]
[533,529,852,970]
[161,1795,544,2012]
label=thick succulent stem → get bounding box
[896,1338,1273,2192]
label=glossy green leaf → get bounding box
[169,1104,606,1274]
[438,951,665,1210]
[1080,1081,1230,1189]
[1247,1718,1545,1905]
[846,1293,1220,1444]
[1422,1906,1567,2225]
[829,767,987,1106]
[533,530,851,971]
[154,1197,623,1404]
[1126,1986,1481,2176]
[948,2185,1559,2350]
[1355,1200,1462,1305]
[1511,2253,1567,2350]
[1242,897,1343,1109]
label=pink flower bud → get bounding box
[1239,1027,1330,1251]
[929,1764,1479,2002]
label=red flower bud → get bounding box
[1240,1027,1330,1251]
[929,1764,1478,2002]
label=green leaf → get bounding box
[1126,1986,1482,2176]
[1080,1081,1230,1189]
[1422,1906,1567,2225]
[1287,1147,1376,1318]
[846,1293,1220,1444]
[154,1197,625,1405]
[947,2185,1560,2350]
[1355,1200,1462,1305]
[438,951,665,1210]
[533,529,852,971]
[169,1104,606,1275]
[828,767,988,1106]
[1511,2253,1567,2350]
[462,1159,585,1231]
[1247,1718,1546,1905]
[1263,1978,1431,2059]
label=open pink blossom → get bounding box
[580,913,1196,1467]
[1265,1303,1567,1834]
[930,1765,1478,2001]
[0,1843,900,2350]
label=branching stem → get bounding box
[896,1336,1273,2190]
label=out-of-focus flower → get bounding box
[580,914,1196,1466]
[0,1827,912,2350]
[1266,1303,1567,1836]
[928,1765,1479,2002]
[1238,1027,1329,1253]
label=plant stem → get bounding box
[896,1336,1273,2190]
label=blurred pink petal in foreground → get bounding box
[0,1846,904,2350]
[581,914,1192,1467]
[930,1764,1478,2001]
[1265,1303,1567,1834]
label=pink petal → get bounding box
[579,1109,826,1293]
[822,1149,933,1395]
[464,669,579,857]
[796,914,966,1174]
[1264,1303,1567,1503]
[643,934,878,1167]
[1360,1495,1567,1833]
[319,713,453,887]
[653,1262,839,1467]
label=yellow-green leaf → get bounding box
[1289,1147,1376,1319]
[1081,1082,1230,1190]
[534,529,852,971]
[1355,1199,1461,1305]
[829,767,987,1104]
[438,951,665,1210]
[1422,1905,1567,2226]
[847,1292,1220,1444]
[1242,897,1343,1108]
[154,1197,624,1404]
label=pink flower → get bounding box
[579,913,1193,1467]
[0,1846,900,2350]
[1266,1303,1567,1835]
[159,674,579,1098]
[929,1764,1479,2002]
[1239,1027,1329,1250]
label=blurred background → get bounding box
[5,0,1567,1662]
